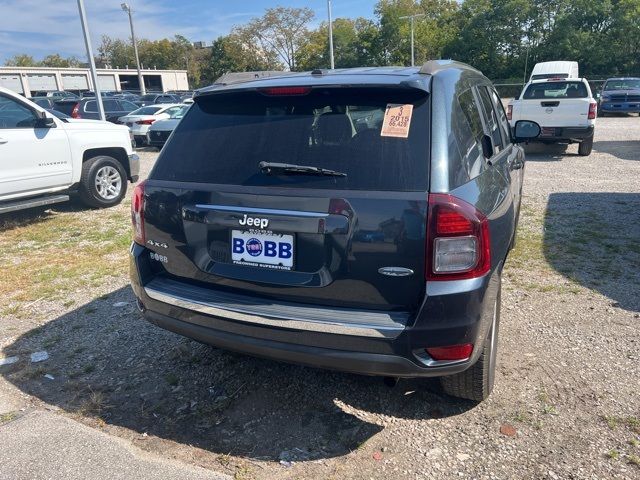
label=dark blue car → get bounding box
[129,61,540,401]
[598,77,640,116]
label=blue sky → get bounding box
[0,0,377,64]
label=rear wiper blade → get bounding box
[259,161,347,177]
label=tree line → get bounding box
[5,0,640,88]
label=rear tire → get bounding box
[79,155,127,208]
[578,135,594,156]
[440,284,501,402]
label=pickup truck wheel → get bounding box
[578,135,594,156]
[440,284,501,402]
[79,155,127,208]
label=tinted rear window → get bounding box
[523,81,588,99]
[151,88,429,191]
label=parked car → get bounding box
[53,98,140,123]
[508,77,596,155]
[0,86,139,213]
[130,61,540,402]
[118,104,184,146]
[529,61,579,81]
[32,90,79,100]
[113,92,141,103]
[597,77,640,116]
[135,93,181,107]
[146,104,190,148]
[28,97,58,109]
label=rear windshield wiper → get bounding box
[259,161,347,177]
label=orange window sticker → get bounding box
[381,104,414,138]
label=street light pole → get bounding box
[399,13,426,67]
[121,3,146,95]
[77,0,105,121]
[327,0,335,69]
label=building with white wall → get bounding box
[0,66,189,96]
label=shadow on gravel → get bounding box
[543,192,640,312]
[592,140,640,161]
[1,287,473,462]
[0,200,93,233]
[522,142,570,161]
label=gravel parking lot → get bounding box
[1,116,639,479]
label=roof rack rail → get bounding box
[419,59,482,76]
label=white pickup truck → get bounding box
[0,86,139,214]
[508,78,597,156]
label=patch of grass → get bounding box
[42,334,62,349]
[164,373,179,386]
[604,415,620,430]
[82,364,96,374]
[629,439,639,448]
[629,454,640,466]
[234,465,254,480]
[607,449,620,460]
[0,411,18,424]
[1,304,20,316]
[76,390,108,417]
[62,299,76,308]
[538,389,558,416]
[12,365,47,381]
[628,417,640,433]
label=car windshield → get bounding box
[152,87,429,191]
[131,106,163,116]
[603,79,640,91]
[523,81,588,99]
[170,105,190,119]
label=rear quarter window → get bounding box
[150,88,430,191]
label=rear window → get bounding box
[53,101,76,115]
[151,88,429,191]
[523,81,588,99]
[132,106,161,115]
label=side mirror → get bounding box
[481,134,494,159]
[513,120,540,143]
[35,112,56,128]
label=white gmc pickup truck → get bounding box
[0,86,139,214]
[508,78,597,156]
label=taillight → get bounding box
[506,104,513,121]
[588,101,597,120]
[131,181,146,245]
[426,193,490,281]
[136,119,155,125]
[71,103,80,118]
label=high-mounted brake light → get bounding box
[71,103,80,118]
[131,181,146,245]
[426,193,491,281]
[259,86,312,96]
[588,101,597,120]
[136,119,156,125]
[506,104,513,121]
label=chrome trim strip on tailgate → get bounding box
[194,204,329,218]
[144,278,406,339]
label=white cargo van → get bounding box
[529,61,579,81]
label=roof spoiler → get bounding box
[419,59,483,76]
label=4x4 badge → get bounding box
[147,240,168,249]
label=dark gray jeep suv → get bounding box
[130,61,539,401]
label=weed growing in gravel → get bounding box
[608,450,620,460]
[629,439,639,448]
[629,454,640,466]
[0,411,17,424]
[233,465,254,480]
[164,373,179,386]
[76,390,109,417]
[603,415,620,430]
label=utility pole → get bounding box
[77,0,105,121]
[327,0,335,69]
[121,3,146,95]
[399,13,426,67]
[523,42,530,85]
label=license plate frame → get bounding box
[230,230,295,271]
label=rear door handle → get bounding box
[0,138,8,145]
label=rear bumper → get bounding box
[130,243,499,378]
[536,125,594,142]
